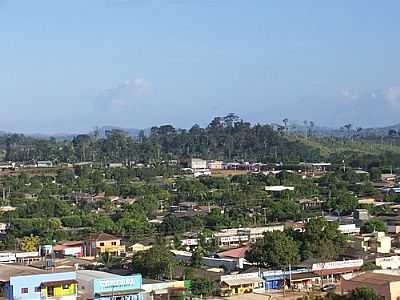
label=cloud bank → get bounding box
[94,78,152,111]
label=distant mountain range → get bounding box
[95,126,146,138]
[286,121,400,138]
[359,123,400,136]
[0,126,146,141]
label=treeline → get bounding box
[1,114,321,163]
[3,114,400,168]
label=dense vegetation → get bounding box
[0,114,399,286]
[2,115,400,171]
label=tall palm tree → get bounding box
[283,118,289,133]
[97,252,118,270]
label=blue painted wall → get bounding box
[92,274,143,300]
[8,271,76,300]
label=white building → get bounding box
[207,160,223,170]
[0,251,40,264]
[107,162,124,168]
[189,158,207,170]
[354,232,392,254]
[338,224,360,235]
[265,186,295,192]
[37,161,53,168]
[193,170,211,178]
[376,256,400,270]
[214,225,284,248]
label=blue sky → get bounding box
[1,0,400,133]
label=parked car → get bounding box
[322,284,336,292]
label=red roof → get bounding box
[86,233,120,241]
[53,241,83,251]
[218,246,249,259]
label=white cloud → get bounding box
[339,86,400,107]
[382,86,400,107]
[94,78,152,110]
[340,88,359,101]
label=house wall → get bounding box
[92,274,143,300]
[376,256,400,270]
[387,225,400,234]
[190,159,207,170]
[63,246,83,257]
[41,284,77,298]
[172,251,240,271]
[8,272,76,300]
[87,239,125,256]
[377,236,392,254]
[389,282,400,300]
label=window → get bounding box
[100,242,105,246]
[48,287,54,297]
[111,241,117,246]
[21,288,28,294]
[35,287,41,293]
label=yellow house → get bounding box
[40,279,78,299]
[128,242,153,254]
[85,233,125,257]
[220,274,264,297]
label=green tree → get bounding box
[131,243,176,280]
[97,252,120,270]
[245,231,299,268]
[369,167,382,182]
[360,262,381,271]
[191,246,205,267]
[191,278,216,298]
[361,219,387,233]
[302,218,346,260]
[61,215,82,227]
[48,218,62,231]
[350,287,384,300]
[19,235,40,252]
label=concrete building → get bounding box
[358,197,376,205]
[389,225,400,234]
[376,256,400,270]
[53,241,84,258]
[0,251,40,264]
[77,270,143,300]
[338,224,360,235]
[127,242,153,254]
[189,158,207,170]
[354,209,370,223]
[85,233,125,257]
[107,162,124,168]
[36,161,53,168]
[5,271,77,300]
[265,186,295,193]
[296,198,322,210]
[143,279,188,300]
[214,225,284,248]
[207,160,223,170]
[219,273,264,296]
[312,259,363,283]
[354,232,392,254]
[341,272,400,300]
